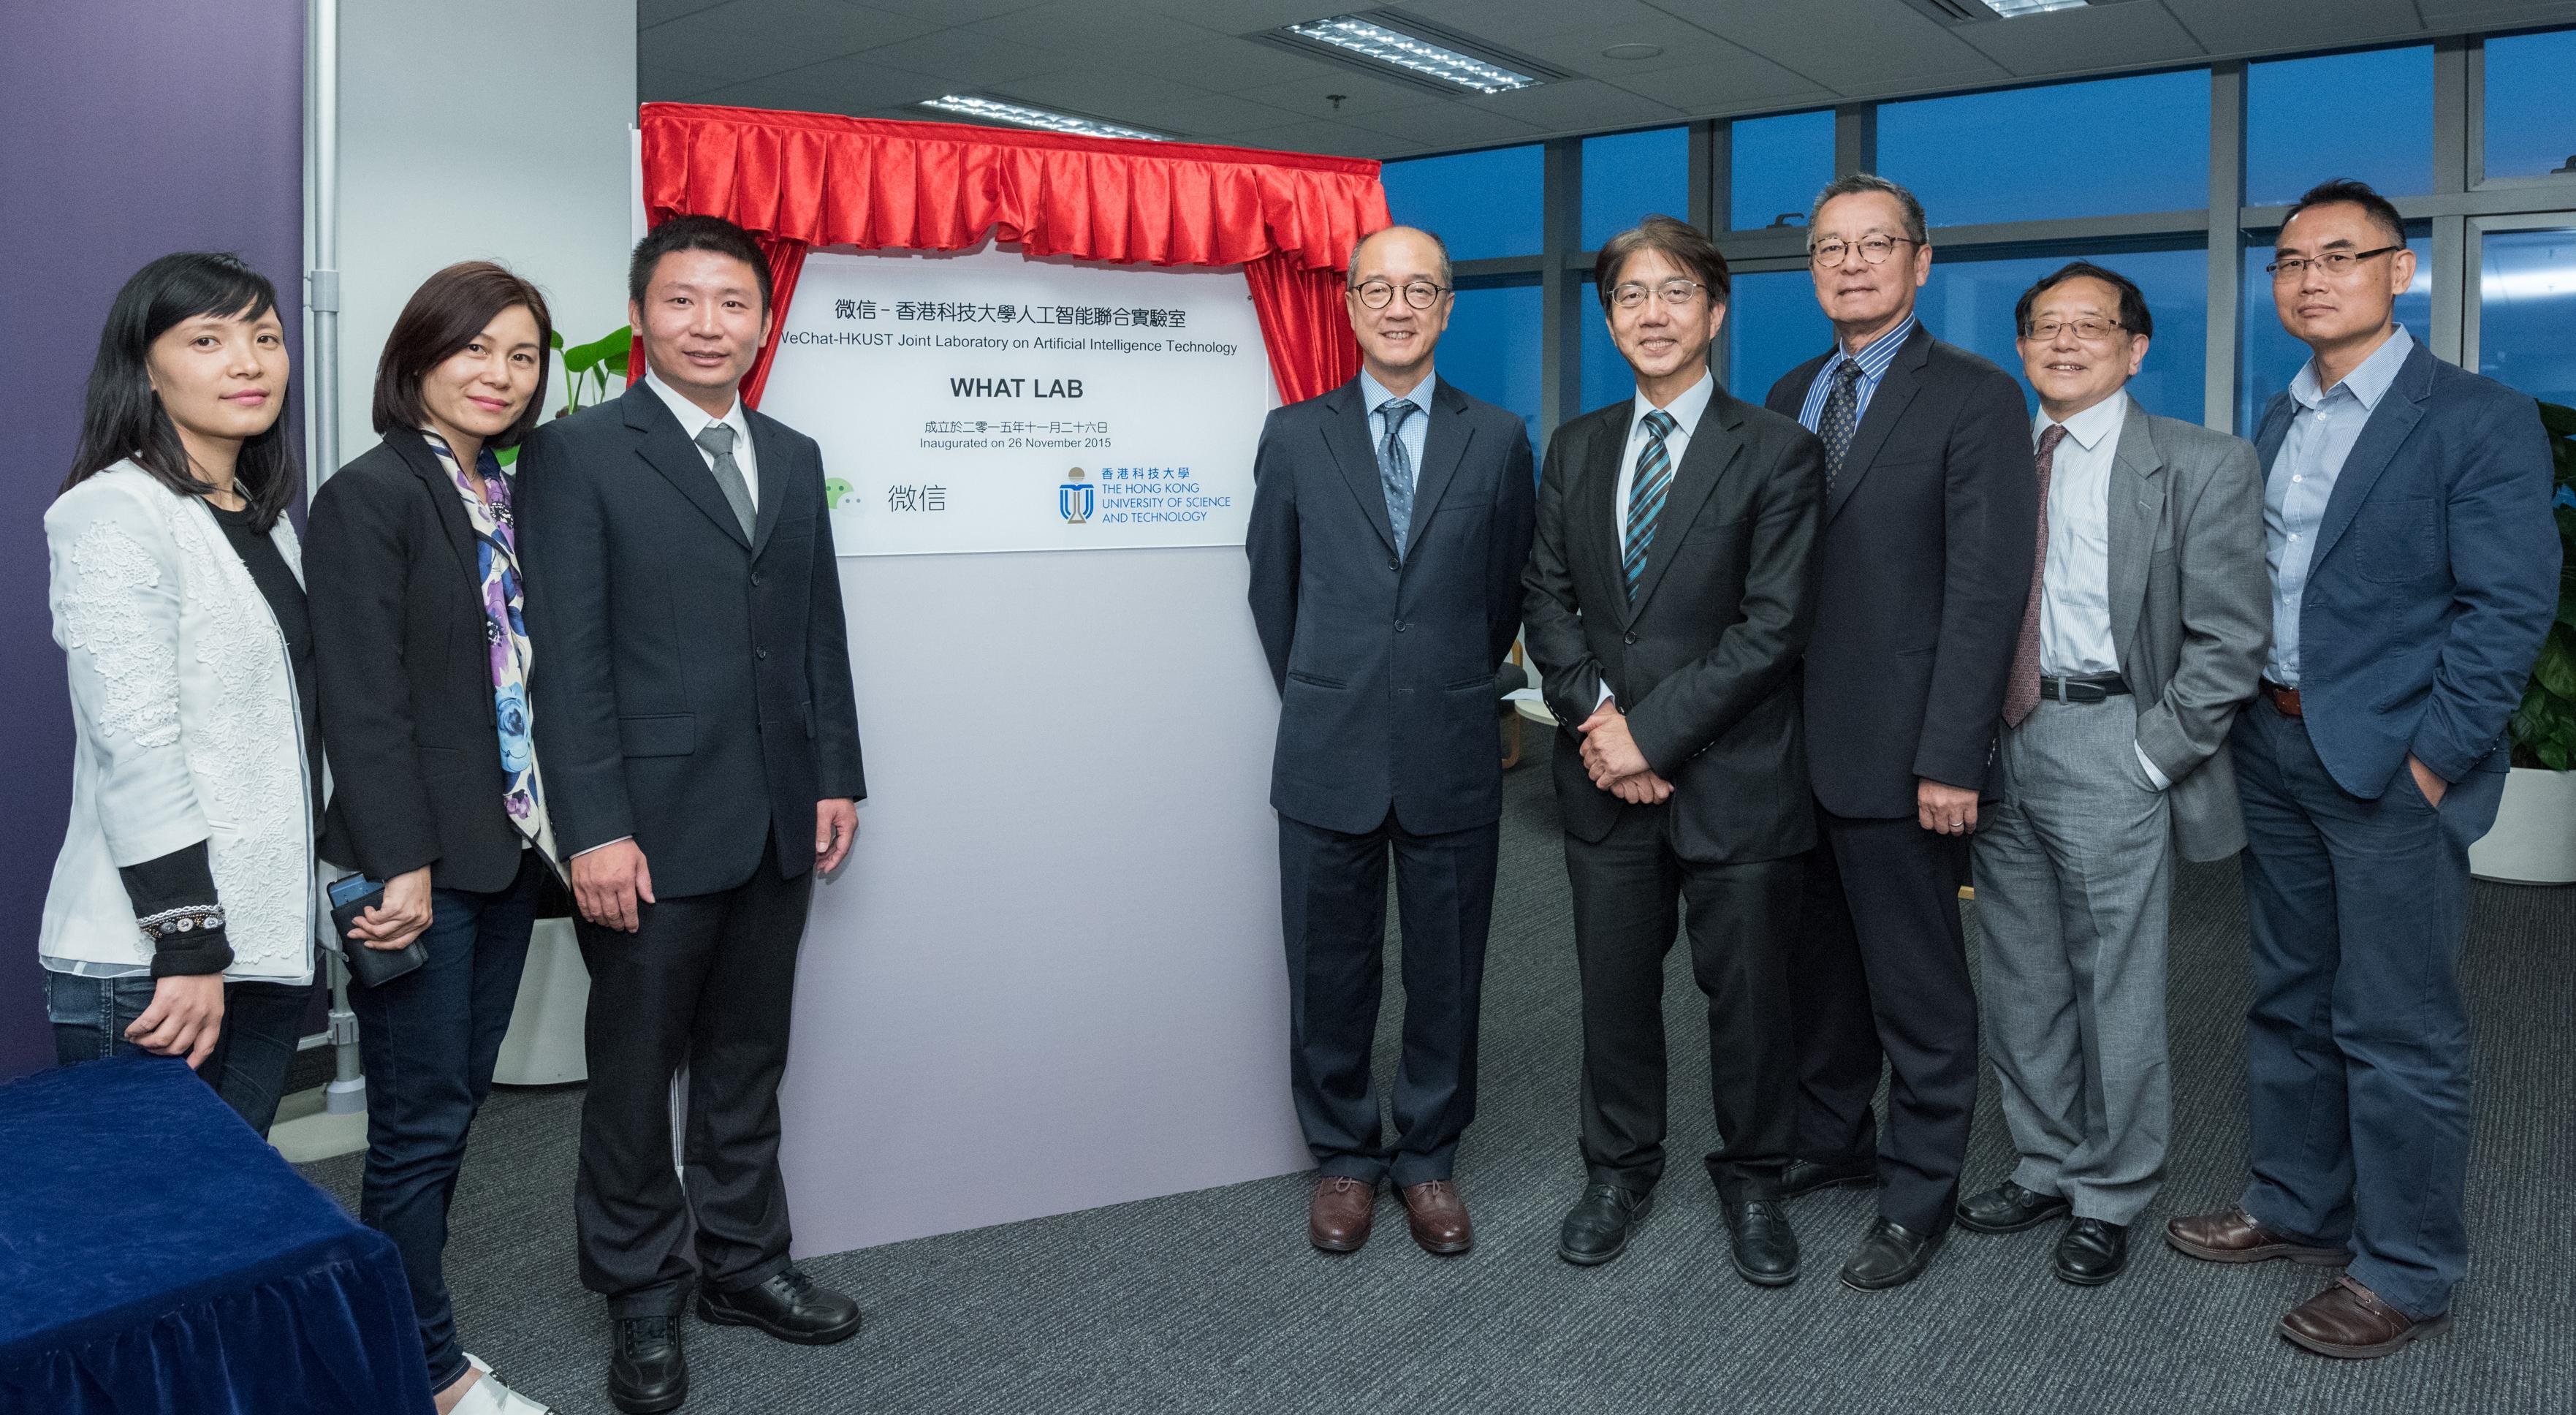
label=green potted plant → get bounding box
[2470,399,2576,884]
[495,325,633,468]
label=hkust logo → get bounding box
[1059,467,1093,525]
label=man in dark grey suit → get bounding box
[1763,174,2037,1291]
[520,215,866,1414]
[1245,224,1535,1257]
[1953,262,2268,1287]
[1524,217,1824,1286]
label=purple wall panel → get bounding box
[0,1,305,1078]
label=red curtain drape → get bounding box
[635,104,1388,408]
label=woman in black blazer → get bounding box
[307,261,559,1415]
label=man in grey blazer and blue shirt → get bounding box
[1246,225,1535,1257]
[2167,181,2558,1360]
[1953,262,2268,1288]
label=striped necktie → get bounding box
[1622,409,1678,602]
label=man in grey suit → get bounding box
[1953,262,2268,1286]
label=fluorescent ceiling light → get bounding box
[1984,0,2090,15]
[920,95,1169,142]
[1281,15,1541,94]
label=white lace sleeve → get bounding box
[47,489,208,863]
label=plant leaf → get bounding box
[562,327,635,375]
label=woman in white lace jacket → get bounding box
[41,252,319,1132]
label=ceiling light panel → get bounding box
[919,95,1169,142]
[1985,0,2090,15]
[1269,12,1559,96]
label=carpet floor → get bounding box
[296,735,2575,1414]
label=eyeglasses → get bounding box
[1608,279,1709,311]
[2018,316,2127,344]
[1352,278,1449,310]
[2266,245,2402,280]
[1808,235,1918,268]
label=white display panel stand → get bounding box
[759,243,1309,1252]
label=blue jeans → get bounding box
[346,851,544,1390]
[46,970,312,1134]
[2231,697,2508,1321]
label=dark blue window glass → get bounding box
[1920,249,2205,422]
[1380,145,1543,260]
[1583,127,1689,251]
[1730,110,1834,232]
[1878,70,2208,227]
[1579,278,1631,417]
[1728,270,1836,407]
[2238,234,2432,435]
[2480,227,2576,409]
[2483,30,2576,181]
[1440,279,1543,452]
[2247,47,2433,205]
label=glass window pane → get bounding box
[1919,249,2205,422]
[1381,145,1543,260]
[2479,227,2576,409]
[2482,31,2576,182]
[2247,47,2433,205]
[2238,234,2432,435]
[1440,280,1543,453]
[1579,278,1630,416]
[1583,127,1689,251]
[1877,70,2208,227]
[1728,270,1836,407]
[1730,110,1834,234]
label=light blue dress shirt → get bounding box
[1358,368,1435,487]
[2264,324,2415,687]
[1796,313,1918,435]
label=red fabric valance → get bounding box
[637,104,1390,406]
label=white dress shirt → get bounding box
[1597,373,1717,707]
[2032,393,2170,790]
[645,369,759,510]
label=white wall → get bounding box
[333,0,636,468]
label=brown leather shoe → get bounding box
[1309,1176,1375,1253]
[1399,1180,1473,1256]
[2279,1275,2451,1359]
[2165,1205,2348,1266]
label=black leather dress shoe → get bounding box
[2054,1218,2129,1286]
[1558,1183,1654,1266]
[1839,1218,1945,1291]
[607,1315,688,1414]
[1780,1156,1877,1199]
[1956,1180,2072,1234]
[1721,1196,1800,1286]
[697,1270,863,1346]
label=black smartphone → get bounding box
[327,872,427,987]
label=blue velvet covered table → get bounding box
[0,1055,434,1414]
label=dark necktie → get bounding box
[1622,409,1678,603]
[1377,398,1418,555]
[1818,360,1863,490]
[2002,423,2070,729]
[695,423,756,539]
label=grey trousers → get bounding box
[1971,695,2173,1224]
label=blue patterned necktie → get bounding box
[1377,398,1418,555]
[1622,409,1678,602]
[1818,359,1863,490]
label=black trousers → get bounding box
[1788,807,1979,1233]
[1565,805,1801,1198]
[574,840,812,1316]
[1278,810,1498,1188]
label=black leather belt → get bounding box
[2039,672,2131,703]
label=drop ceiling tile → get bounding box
[1396,0,1669,42]
[1128,0,1350,28]
[1608,64,1836,117]
[862,29,1063,88]
[859,0,1055,23]
[1115,92,1312,137]
[1341,101,1546,149]
[639,64,729,101]
[1217,120,1420,159]
[2412,0,2576,26]
[691,54,948,118]
[2155,0,2423,55]
[640,0,729,26]
[1506,15,1782,79]
[639,0,941,85]
[1950,1,2208,75]
[1459,77,1687,132]
[1234,70,1448,120]
[1648,0,2010,94]
[1001,69,1217,120]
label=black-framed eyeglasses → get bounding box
[1352,278,1449,310]
[1608,279,1709,311]
[2266,245,2403,279]
[2018,316,2128,344]
[1808,235,1919,268]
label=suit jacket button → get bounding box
[1388,557,1399,571]
[1624,631,1637,645]
[1396,621,1409,633]
[756,646,770,660]
[751,573,763,588]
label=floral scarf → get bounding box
[422,430,558,868]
